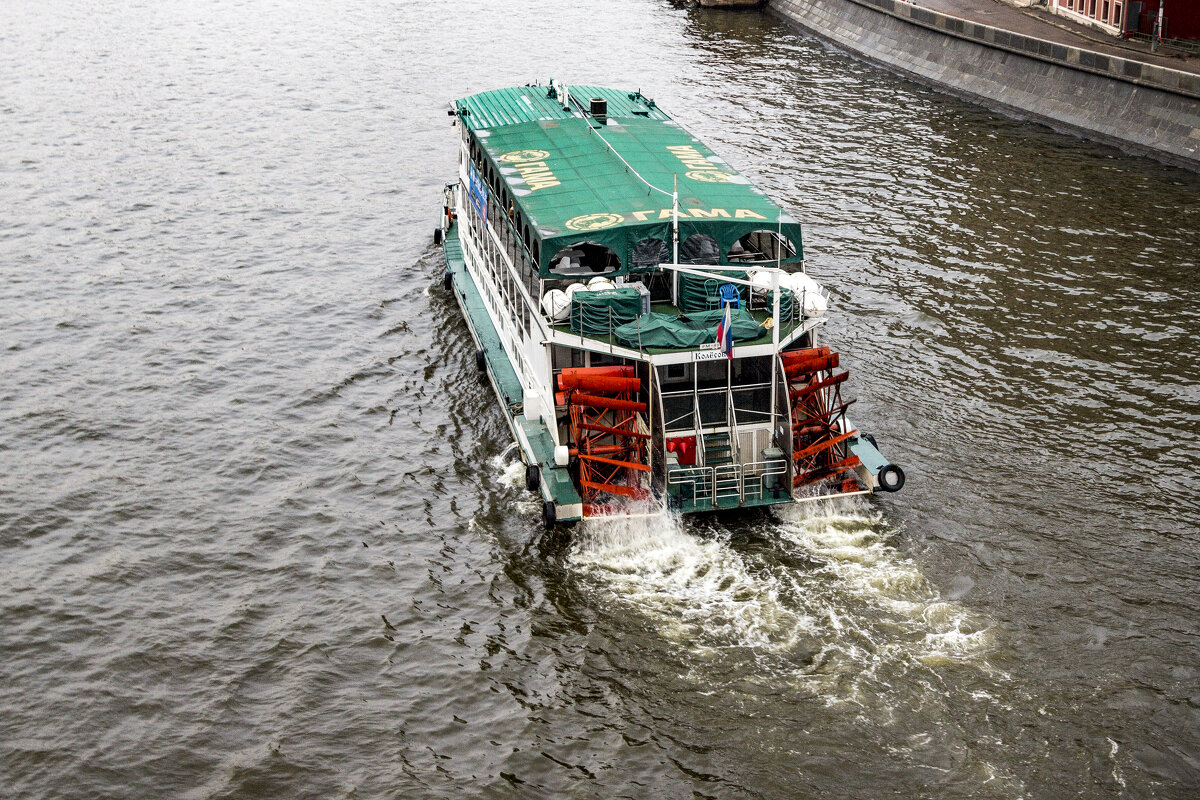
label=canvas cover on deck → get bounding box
[613,308,764,350]
[569,288,642,337]
[456,85,804,276]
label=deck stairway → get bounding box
[702,430,741,507]
[560,366,652,514]
[781,347,862,492]
[702,431,733,467]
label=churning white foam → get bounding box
[776,497,992,667]
[486,455,540,516]
[568,495,993,692]
[492,455,526,488]
[570,511,818,652]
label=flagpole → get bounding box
[725,300,732,440]
[672,174,679,266]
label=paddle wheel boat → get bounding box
[436,82,904,528]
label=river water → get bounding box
[2,1,1198,798]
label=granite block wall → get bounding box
[769,0,1200,170]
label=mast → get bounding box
[770,269,780,426]
[770,208,782,426]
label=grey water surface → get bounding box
[2,1,1199,798]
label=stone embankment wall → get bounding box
[768,0,1200,171]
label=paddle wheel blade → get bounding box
[556,374,642,393]
[784,347,861,492]
[562,366,652,509]
[575,421,652,439]
[793,456,862,488]
[792,428,859,463]
[568,393,647,413]
[579,480,653,500]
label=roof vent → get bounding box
[589,97,607,122]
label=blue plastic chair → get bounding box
[718,283,740,309]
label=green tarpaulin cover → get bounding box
[676,272,795,318]
[678,270,744,313]
[612,308,764,350]
[569,288,643,337]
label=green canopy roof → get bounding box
[455,85,803,277]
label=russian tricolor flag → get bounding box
[716,302,733,359]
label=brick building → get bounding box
[1051,0,1200,39]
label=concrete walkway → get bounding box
[909,0,1200,75]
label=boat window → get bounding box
[523,224,531,251]
[589,352,620,368]
[501,191,512,247]
[695,359,727,391]
[552,344,586,371]
[548,241,621,276]
[727,230,797,263]
[733,356,771,384]
[679,234,720,265]
[631,238,669,270]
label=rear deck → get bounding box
[550,300,813,357]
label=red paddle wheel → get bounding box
[557,366,652,514]
[781,348,862,493]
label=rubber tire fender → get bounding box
[878,463,905,493]
[862,433,878,449]
[541,500,556,530]
[433,227,444,245]
[443,270,453,291]
[525,463,540,493]
[475,349,486,372]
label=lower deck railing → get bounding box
[666,459,789,511]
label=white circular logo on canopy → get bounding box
[565,213,625,232]
[499,149,551,163]
[686,170,732,183]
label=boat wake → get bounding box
[776,499,991,664]
[568,495,995,702]
[569,510,815,654]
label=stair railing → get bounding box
[725,381,743,501]
[650,366,668,505]
[692,388,716,506]
[775,354,795,493]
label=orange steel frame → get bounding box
[783,347,861,492]
[559,367,652,509]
